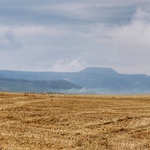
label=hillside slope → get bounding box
[0,78,81,93]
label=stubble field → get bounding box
[0,92,150,150]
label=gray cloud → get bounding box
[1,0,149,25]
[0,0,150,74]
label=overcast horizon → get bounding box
[0,0,150,75]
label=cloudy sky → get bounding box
[0,0,150,74]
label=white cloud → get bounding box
[88,8,150,74]
[132,8,150,21]
[52,59,86,72]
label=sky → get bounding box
[0,0,150,74]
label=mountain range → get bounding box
[0,67,150,94]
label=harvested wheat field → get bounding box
[0,92,150,150]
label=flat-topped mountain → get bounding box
[0,67,150,93]
[79,67,119,75]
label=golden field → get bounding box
[0,92,150,150]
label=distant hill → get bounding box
[0,78,81,93]
[0,67,150,94]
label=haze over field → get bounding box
[0,0,150,74]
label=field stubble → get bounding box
[0,92,150,150]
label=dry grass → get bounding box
[0,92,150,150]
